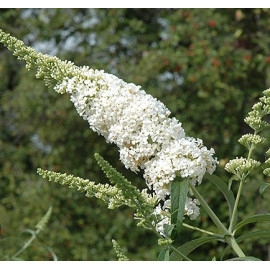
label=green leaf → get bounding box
[234,214,270,233]
[157,248,170,261]
[171,178,189,234]
[220,245,231,260]
[170,236,219,261]
[204,173,236,226]
[228,175,238,190]
[163,224,175,238]
[226,256,261,261]
[221,230,270,260]
[237,230,270,243]
[259,183,270,198]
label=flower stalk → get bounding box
[228,178,244,234]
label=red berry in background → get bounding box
[183,11,190,18]
[164,59,169,66]
[267,56,270,63]
[208,20,217,27]
[213,58,220,67]
[174,64,182,72]
[245,55,251,61]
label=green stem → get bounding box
[247,146,254,160]
[183,223,222,238]
[228,135,255,233]
[149,220,192,261]
[228,237,246,257]
[189,183,246,257]
[189,184,228,235]
[229,179,244,233]
[12,229,40,259]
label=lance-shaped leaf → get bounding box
[163,224,175,238]
[204,173,236,227]
[228,175,238,190]
[171,178,189,234]
[233,214,270,233]
[170,236,219,261]
[237,230,270,243]
[226,256,261,261]
[259,183,270,198]
[157,248,170,261]
[221,230,270,259]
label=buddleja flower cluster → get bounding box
[0,29,218,234]
[58,69,218,223]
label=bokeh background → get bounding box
[0,8,270,261]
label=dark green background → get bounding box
[0,8,270,260]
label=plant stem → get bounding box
[228,136,255,233]
[229,179,244,233]
[189,183,246,257]
[182,223,222,238]
[148,221,192,261]
[189,184,228,235]
[227,237,246,257]
[12,229,40,259]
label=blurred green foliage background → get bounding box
[0,8,270,261]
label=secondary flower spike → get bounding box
[0,29,218,232]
